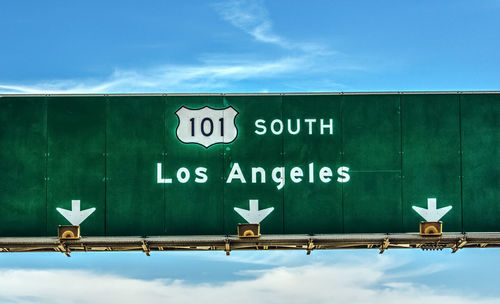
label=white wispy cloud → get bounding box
[214,0,285,47]
[0,54,354,94]
[0,0,357,94]
[0,57,308,94]
[213,0,331,54]
[0,260,495,304]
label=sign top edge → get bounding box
[1,91,500,97]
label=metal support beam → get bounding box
[2,233,500,253]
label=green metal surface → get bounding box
[0,93,499,237]
[342,94,401,171]
[0,97,46,236]
[401,94,462,232]
[343,95,402,233]
[283,95,342,234]
[47,97,106,236]
[106,96,164,236]
[344,172,402,233]
[164,96,224,235]
[224,95,283,234]
[461,94,500,232]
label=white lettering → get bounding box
[251,167,266,183]
[226,163,246,183]
[304,119,316,135]
[156,163,172,184]
[254,118,334,135]
[255,119,267,135]
[195,167,208,183]
[177,167,190,183]
[158,162,350,187]
[272,167,285,190]
[337,166,350,183]
[287,119,300,135]
[270,119,283,135]
[308,162,314,183]
[320,119,333,135]
[319,167,332,183]
[290,167,303,183]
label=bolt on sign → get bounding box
[0,93,499,237]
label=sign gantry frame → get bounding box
[1,233,500,256]
[1,91,499,254]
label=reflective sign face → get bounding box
[0,93,499,237]
[175,106,239,147]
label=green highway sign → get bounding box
[0,92,499,237]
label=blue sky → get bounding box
[1,1,500,303]
[2,0,500,93]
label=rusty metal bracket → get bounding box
[225,239,231,256]
[306,239,314,255]
[451,237,467,253]
[57,242,71,257]
[379,237,390,254]
[141,241,150,256]
[420,240,445,251]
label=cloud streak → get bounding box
[0,55,357,94]
[0,1,356,94]
[213,0,330,54]
[0,260,496,304]
[0,57,309,94]
[214,0,285,47]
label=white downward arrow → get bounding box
[56,200,96,226]
[412,198,452,222]
[234,199,274,224]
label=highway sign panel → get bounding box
[0,92,499,237]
